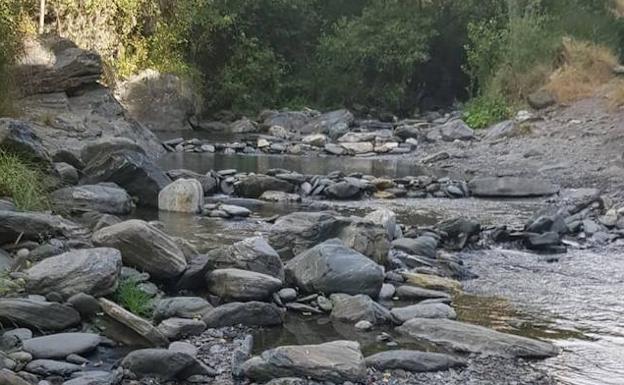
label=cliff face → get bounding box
[12,36,165,160]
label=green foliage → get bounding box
[113,278,153,318]
[0,150,48,211]
[463,95,511,129]
[316,0,435,111]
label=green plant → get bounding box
[113,278,153,318]
[463,95,511,129]
[0,271,24,296]
[0,150,49,210]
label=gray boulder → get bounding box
[50,184,134,214]
[395,286,451,301]
[0,210,86,244]
[167,169,217,195]
[365,350,466,372]
[527,89,556,110]
[0,298,80,331]
[23,333,100,359]
[439,119,474,141]
[0,119,50,162]
[469,177,559,198]
[330,294,393,325]
[158,178,203,213]
[364,209,397,240]
[269,211,389,264]
[392,236,438,259]
[234,175,294,198]
[80,137,146,163]
[25,248,121,298]
[157,318,206,340]
[242,340,366,383]
[325,182,362,199]
[206,268,282,302]
[284,239,384,297]
[0,370,33,385]
[300,110,354,139]
[228,118,258,133]
[261,110,312,131]
[82,150,171,208]
[121,348,211,380]
[153,297,213,322]
[202,302,284,328]
[397,318,559,358]
[26,359,82,376]
[116,69,198,132]
[16,36,101,95]
[391,303,457,323]
[92,220,186,280]
[205,237,284,280]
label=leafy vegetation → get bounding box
[0,150,48,211]
[463,95,511,129]
[113,278,154,318]
[2,0,623,119]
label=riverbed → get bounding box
[149,151,624,385]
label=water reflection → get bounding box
[159,152,448,178]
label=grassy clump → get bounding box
[0,150,48,211]
[463,95,511,129]
[113,278,154,318]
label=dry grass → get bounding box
[545,38,618,103]
[605,79,624,110]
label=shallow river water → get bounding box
[150,152,624,385]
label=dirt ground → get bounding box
[415,96,624,204]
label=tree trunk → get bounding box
[39,0,46,34]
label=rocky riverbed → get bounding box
[2,34,624,385]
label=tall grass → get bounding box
[0,150,48,210]
[112,278,154,318]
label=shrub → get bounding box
[545,38,618,103]
[113,278,154,318]
[463,95,511,129]
[0,150,48,211]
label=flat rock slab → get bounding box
[0,298,80,331]
[206,268,282,302]
[98,298,169,347]
[365,350,466,372]
[397,318,559,358]
[391,303,457,323]
[0,210,86,244]
[25,359,82,376]
[242,340,366,383]
[469,177,559,197]
[23,333,101,359]
[202,302,284,328]
[121,348,210,380]
[50,184,134,214]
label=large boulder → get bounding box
[300,110,354,139]
[206,268,282,302]
[364,350,466,372]
[153,297,213,322]
[121,348,211,380]
[167,169,218,195]
[439,119,474,141]
[22,333,101,359]
[0,210,86,244]
[269,212,389,264]
[0,370,33,385]
[202,302,284,328]
[330,294,393,325]
[260,110,312,132]
[0,119,50,162]
[25,248,121,299]
[92,220,186,280]
[284,239,384,297]
[50,184,134,214]
[397,318,559,358]
[205,237,284,279]
[116,69,198,132]
[391,236,438,259]
[158,178,203,213]
[16,36,101,95]
[234,175,294,198]
[364,209,397,240]
[0,298,80,331]
[242,341,366,383]
[469,177,559,198]
[80,137,146,164]
[98,298,169,347]
[82,150,172,208]
[527,89,556,110]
